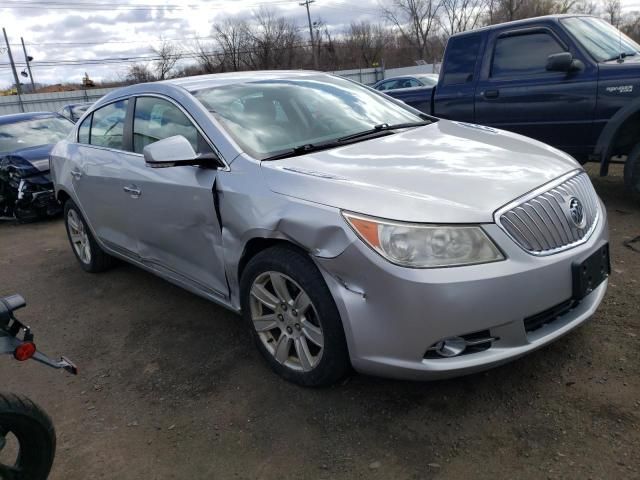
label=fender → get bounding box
[594,95,640,176]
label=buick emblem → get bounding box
[568,197,586,228]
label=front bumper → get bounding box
[0,172,59,220]
[316,203,609,381]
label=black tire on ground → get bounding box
[624,143,640,195]
[240,245,351,387]
[64,199,116,273]
[0,393,56,480]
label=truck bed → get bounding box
[382,86,434,115]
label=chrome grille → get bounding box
[498,172,599,255]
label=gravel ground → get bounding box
[0,164,638,480]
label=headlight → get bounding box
[343,212,504,268]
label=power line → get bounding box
[1,0,378,14]
[0,0,295,10]
[10,36,218,47]
[0,42,317,70]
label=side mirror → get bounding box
[143,135,223,169]
[546,52,583,73]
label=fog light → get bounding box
[433,337,466,357]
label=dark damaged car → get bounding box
[0,112,73,220]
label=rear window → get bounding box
[442,33,482,86]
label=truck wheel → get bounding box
[624,143,640,195]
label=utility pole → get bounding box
[21,37,36,92]
[2,27,23,97]
[299,0,318,70]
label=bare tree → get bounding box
[152,38,180,80]
[485,0,584,23]
[381,0,443,62]
[345,21,391,67]
[125,63,155,83]
[571,0,599,13]
[191,40,220,73]
[622,11,640,42]
[603,0,621,25]
[214,18,250,71]
[440,0,487,35]
[245,8,300,70]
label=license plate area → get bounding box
[572,244,610,301]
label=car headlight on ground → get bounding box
[343,212,505,268]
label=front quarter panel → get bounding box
[217,155,356,309]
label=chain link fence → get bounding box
[0,64,440,116]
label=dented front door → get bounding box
[130,164,228,300]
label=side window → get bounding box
[133,97,212,155]
[77,114,91,144]
[442,33,482,86]
[89,100,128,150]
[492,32,565,78]
[406,79,422,88]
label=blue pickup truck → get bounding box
[383,15,640,194]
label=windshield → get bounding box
[71,105,90,121]
[0,116,72,154]
[417,75,439,86]
[561,16,640,62]
[192,75,423,160]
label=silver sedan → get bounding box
[50,71,609,386]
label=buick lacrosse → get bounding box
[51,71,609,386]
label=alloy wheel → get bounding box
[67,209,91,264]
[249,271,324,372]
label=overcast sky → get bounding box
[0,0,639,89]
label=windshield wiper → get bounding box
[337,121,432,142]
[262,121,433,161]
[262,141,343,161]
[604,51,638,62]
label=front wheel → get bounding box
[240,246,350,387]
[0,393,56,480]
[624,143,640,195]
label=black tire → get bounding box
[624,143,640,195]
[240,246,350,387]
[64,199,116,273]
[0,393,56,480]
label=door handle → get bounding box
[123,185,142,197]
[70,170,82,179]
[483,89,500,99]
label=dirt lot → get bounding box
[0,164,639,480]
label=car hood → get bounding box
[261,120,582,223]
[0,144,52,176]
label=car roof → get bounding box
[450,14,594,38]
[97,70,330,105]
[0,111,61,126]
[165,70,325,92]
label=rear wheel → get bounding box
[64,199,116,272]
[624,143,640,195]
[0,393,56,480]
[240,246,350,387]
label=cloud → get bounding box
[0,0,384,88]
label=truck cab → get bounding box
[425,15,640,193]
